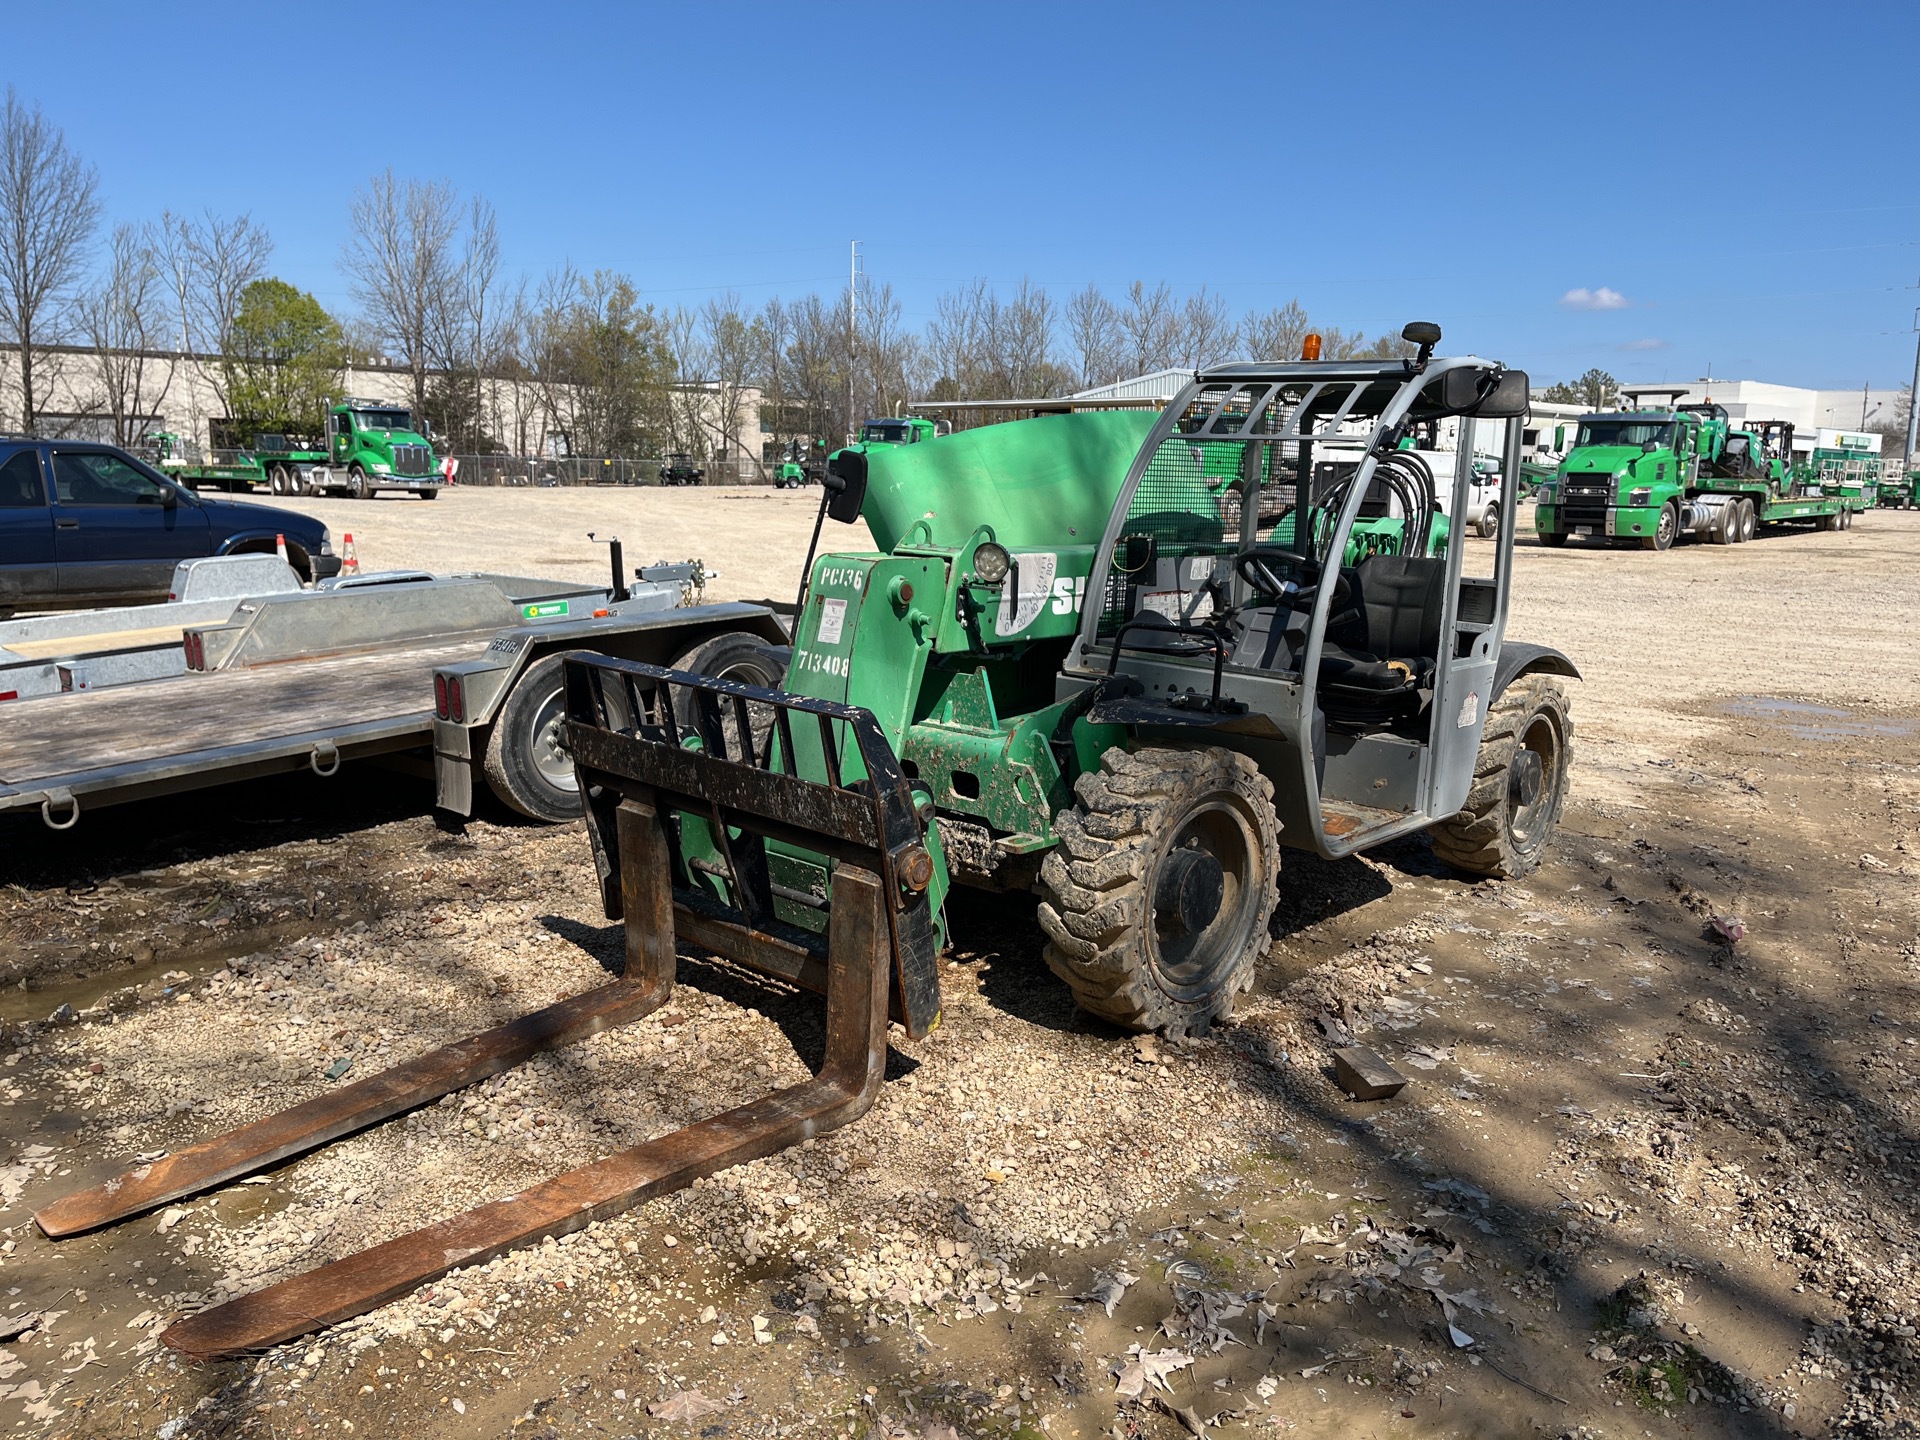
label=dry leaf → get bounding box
[648,1389,726,1421]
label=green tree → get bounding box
[223,278,346,438]
[1542,368,1618,408]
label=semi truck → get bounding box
[253,399,443,500]
[1534,389,1847,550]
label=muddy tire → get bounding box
[483,653,582,822]
[1037,746,1280,1037]
[1431,675,1572,880]
[668,630,786,759]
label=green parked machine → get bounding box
[143,431,267,493]
[31,325,1584,1357]
[250,399,443,500]
[571,321,1577,1035]
[1534,389,1848,549]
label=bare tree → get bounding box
[342,170,461,416]
[1119,281,1179,376]
[450,195,501,449]
[77,224,176,444]
[0,87,101,432]
[1066,284,1121,390]
[856,279,919,422]
[1237,300,1311,362]
[699,292,761,477]
[664,304,709,457]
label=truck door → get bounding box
[49,448,212,602]
[0,447,56,612]
[332,412,352,463]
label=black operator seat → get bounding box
[1317,554,1446,712]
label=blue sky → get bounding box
[11,0,1919,389]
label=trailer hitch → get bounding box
[36,658,938,1360]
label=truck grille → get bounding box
[1559,478,1612,529]
[392,445,434,476]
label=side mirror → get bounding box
[1435,366,1530,419]
[1120,532,1157,575]
[823,449,868,524]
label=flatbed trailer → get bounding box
[0,561,785,830]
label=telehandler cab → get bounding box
[37,325,1577,1357]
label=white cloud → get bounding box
[1560,286,1630,311]
[1619,337,1668,351]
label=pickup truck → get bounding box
[0,438,340,616]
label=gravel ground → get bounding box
[0,498,1916,1439]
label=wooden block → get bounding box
[1332,1046,1407,1101]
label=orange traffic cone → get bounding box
[275,532,288,562]
[341,533,360,575]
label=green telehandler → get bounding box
[38,325,1581,1358]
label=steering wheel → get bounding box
[1235,546,1350,606]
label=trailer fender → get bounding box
[1492,642,1580,701]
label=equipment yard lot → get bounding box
[2,497,1919,1439]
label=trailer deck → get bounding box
[0,639,483,825]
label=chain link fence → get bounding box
[441,453,766,488]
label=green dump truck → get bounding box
[250,399,442,500]
[1534,389,1847,549]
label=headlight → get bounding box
[1627,487,1652,507]
[372,462,392,474]
[972,542,1011,585]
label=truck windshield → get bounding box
[351,410,413,432]
[861,422,913,444]
[1576,419,1673,449]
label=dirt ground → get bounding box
[2,491,1918,1440]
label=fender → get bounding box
[1493,640,1580,699]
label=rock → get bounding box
[48,1003,77,1026]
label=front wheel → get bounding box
[1537,530,1570,548]
[1038,746,1280,1037]
[1477,502,1500,540]
[1430,675,1572,880]
[417,488,439,501]
[1640,503,1677,551]
[349,464,372,500]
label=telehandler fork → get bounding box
[36,659,941,1359]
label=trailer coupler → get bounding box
[35,658,940,1360]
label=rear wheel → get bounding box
[1477,502,1500,540]
[1640,503,1677,551]
[1430,675,1572,880]
[483,653,582,822]
[1709,502,1733,545]
[1738,499,1758,542]
[1038,746,1280,1037]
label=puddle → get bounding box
[0,946,234,1029]
[1721,696,1919,742]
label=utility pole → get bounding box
[846,240,862,444]
[1861,380,1871,430]
[1905,300,1920,478]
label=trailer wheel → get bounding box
[483,654,585,822]
[350,464,372,501]
[1038,745,1279,1037]
[668,630,787,757]
[1640,503,1677,551]
[1430,675,1572,880]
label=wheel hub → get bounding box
[1155,844,1225,938]
[1510,748,1544,809]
